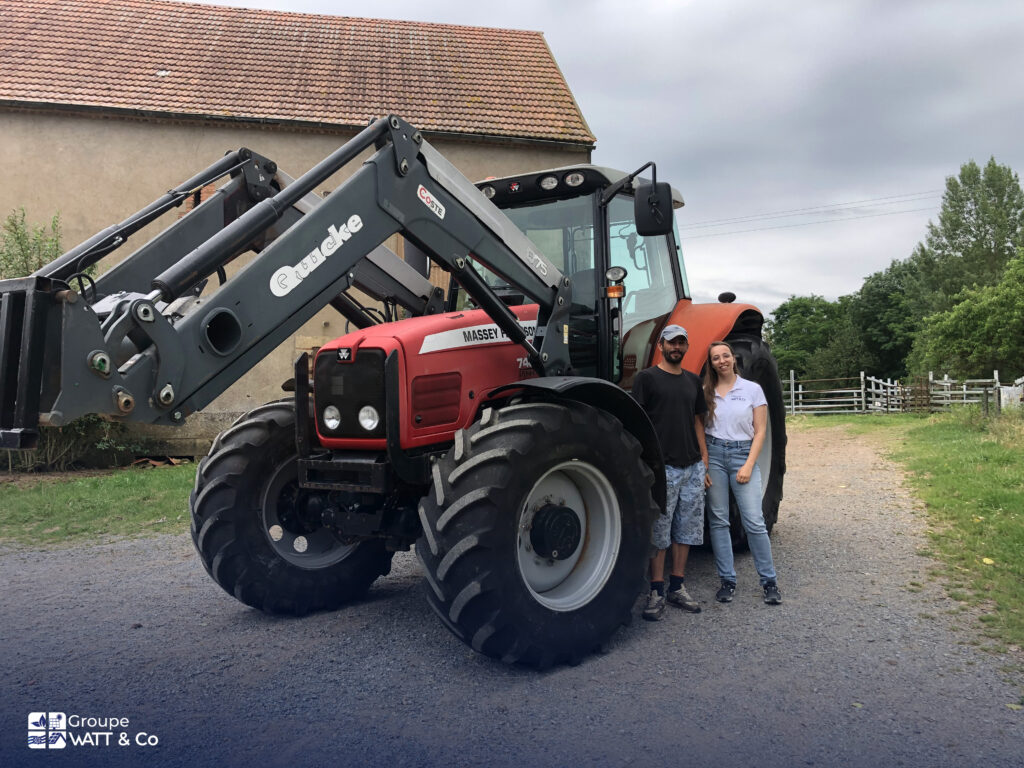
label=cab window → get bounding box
[607,195,679,337]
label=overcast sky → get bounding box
[186,0,1024,317]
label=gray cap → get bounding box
[660,324,688,341]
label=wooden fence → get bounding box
[783,370,1018,415]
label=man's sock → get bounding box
[669,575,684,592]
[650,580,665,596]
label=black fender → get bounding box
[489,376,666,513]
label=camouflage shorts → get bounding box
[651,460,705,549]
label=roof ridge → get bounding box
[86,0,547,36]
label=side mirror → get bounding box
[634,181,674,236]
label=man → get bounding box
[631,324,709,620]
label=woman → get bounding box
[703,341,782,605]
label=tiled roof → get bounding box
[0,0,594,145]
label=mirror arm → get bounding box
[600,162,656,206]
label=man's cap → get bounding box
[660,324,688,341]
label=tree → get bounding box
[764,295,845,377]
[908,249,1024,378]
[846,258,922,379]
[804,296,877,379]
[912,157,1024,313]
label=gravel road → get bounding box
[1,425,1021,767]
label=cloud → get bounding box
[183,0,1024,316]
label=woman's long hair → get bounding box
[703,340,739,427]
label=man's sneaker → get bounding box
[763,582,782,605]
[666,584,702,613]
[642,590,666,621]
[716,581,736,603]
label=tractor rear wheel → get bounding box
[190,401,393,614]
[720,335,787,547]
[417,400,658,669]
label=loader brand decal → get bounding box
[269,215,364,297]
[417,185,446,219]
[419,321,538,354]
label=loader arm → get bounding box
[0,116,571,448]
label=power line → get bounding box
[680,206,937,240]
[678,191,942,230]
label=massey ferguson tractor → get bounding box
[0,116,785,667]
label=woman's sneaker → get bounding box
[667,584,701,613]
[715,581,736,603]
[762,582,782,605]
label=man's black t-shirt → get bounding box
[631,366,708,468]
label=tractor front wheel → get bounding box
[190,402,393,615]
[417,400,658,668]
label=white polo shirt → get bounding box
[706,376,767,441]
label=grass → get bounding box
[793,408,1024,651]
[0,464,196,545]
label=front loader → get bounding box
[0,116,785,667]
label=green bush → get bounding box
[0,207,62,278]
[4,416,142,472]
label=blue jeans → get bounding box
[706,435,776,585]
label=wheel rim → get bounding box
[261,456,358,569]
[517,460,622,612]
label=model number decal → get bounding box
[269,215,363,297]
[417,185,446,219]
[524,248,548,277]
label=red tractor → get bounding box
[1,116,784,667]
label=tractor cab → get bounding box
[463,166,688,385]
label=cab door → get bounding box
[601,193,686,389]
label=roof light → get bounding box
[539,175,558,191]
[564,172,585,188]
[481,185,496,199]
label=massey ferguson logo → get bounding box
[417,185,446,219]
[269,215,363,297]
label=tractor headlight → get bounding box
[323,405,341,431]
[358,406,380,432]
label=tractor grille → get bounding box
[313,347,387,439]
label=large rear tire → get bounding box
[417,400,658,669]
[719,336,787,546]
[190,402,393,615]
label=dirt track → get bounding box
[1,424,1022,767]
